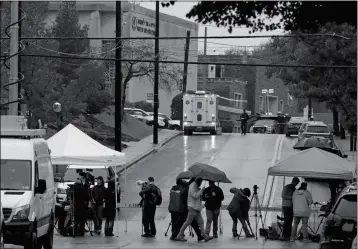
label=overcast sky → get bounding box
[138,1,286,55]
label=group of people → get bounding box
[281,177,350,242]
[164,177,254,242]
[60,172,119,236]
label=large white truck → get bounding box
[183,91,219,135]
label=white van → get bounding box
[1,116,55,249]
[183,91,219,135]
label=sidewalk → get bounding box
[334,135,357,164]
[117,129,182,174]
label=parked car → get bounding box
[0,202,4,249]
[298,121,333,141]
[147,112,181,130]
[124,108,166,127]
[249,119,278,134]
[286,117,307,137]
[56,165,120,204]
[319,187,357,249]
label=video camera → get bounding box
[76,168,94,186]
[136,180,149,191]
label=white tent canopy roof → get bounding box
[47,124,126,166]
[268,147,354,180]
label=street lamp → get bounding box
[52,102,62,130]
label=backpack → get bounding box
[168,187,184,212]
[151,185,162,206]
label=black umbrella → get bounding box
[185,162,232,183]
[176,170,196,180]
[293,137,343,157]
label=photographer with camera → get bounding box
[69,172,90,235]
[90,176,106,234]
[227,187,254,238]
[139,177,162,237]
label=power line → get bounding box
[15,54,357,69]
[0,33,356,40]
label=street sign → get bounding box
[268,89,274,94]
[261,89,267,94]
[147,93,154,101]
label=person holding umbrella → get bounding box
[202,180,224,238]
[175,177,213,242]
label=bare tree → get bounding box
[104,40,184,119]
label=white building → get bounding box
[46,2,199,116]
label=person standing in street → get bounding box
[168,179,187,240]
[281,177,300,241]
[104,178,117,236]
[290,182,313,242]
[202,181,224,238]
[91,176,106,234]
[139,177,161,237]
[240,109,250,135]
[176,177,213,242]
[227,187,254,238]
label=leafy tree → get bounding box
[163,1,357,33]
[264,22,357,133]
[85,91,113,115]
[51,1,89,89]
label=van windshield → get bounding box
[1,160,32,190]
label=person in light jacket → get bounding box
[175,177,213,242]
[227,187,254,238]
[281,177,300,240]
[290,182,313,242]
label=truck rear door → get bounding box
[193,97,206,127]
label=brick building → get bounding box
[197,54,299,120]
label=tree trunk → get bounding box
[121,80,128,122]
[332,107,340,136]
[340,123,346,139]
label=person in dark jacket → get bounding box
[202,181,224,238]
[91,176,106,234]
[227,187,253,238]
[168,179,187,239]
[139,177,158,237]
[169,178,204,241]
[240,109,250,135]
[281,177,300,240]
[104,178,116,236]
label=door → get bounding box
[34,161,46,236]
[194,98,206,127]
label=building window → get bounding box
[287,92,293,106]
[215,65,224,78]
[234,93,242,109]
[259,96,264,111]
[280,100,284,112]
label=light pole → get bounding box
[53,102,62,130]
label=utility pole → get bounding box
[180,30,191,129]
[115,1,122,152]
[9,1,19,115]
[18,1,26,116]
[153,1,159,144]
[203,27,207,91]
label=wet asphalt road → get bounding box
[117,133,297,223]
[7,133,304,249]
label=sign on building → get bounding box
[147,93,154,101]
[132,16,155,36]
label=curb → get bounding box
[117,131,182,174]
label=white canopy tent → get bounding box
[47,124,126,166]
[268,147,355,180]
[47,123,126,236]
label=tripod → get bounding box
[239,185,266,240]
[164,221,194,237]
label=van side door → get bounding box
[34,162,45,236]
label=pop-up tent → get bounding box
[47,123,126,166]
[268,147,354,180]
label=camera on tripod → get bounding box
[253,185,259,195]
